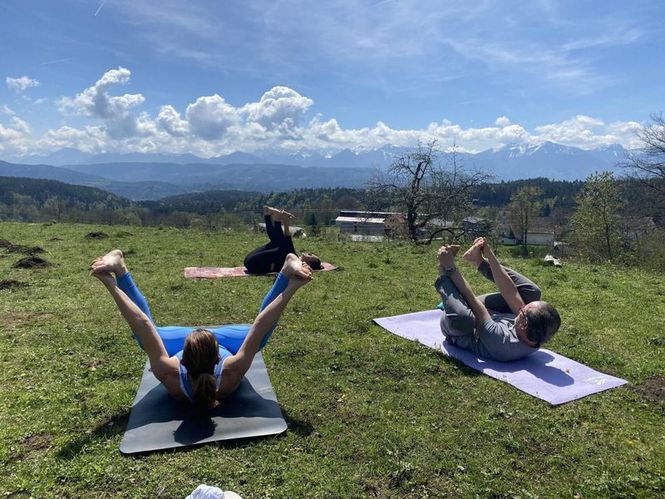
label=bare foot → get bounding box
[437,245,457,270]
[463,241,484,267]
[281,253,313,282]
[91,270,116,287]
[264,206,282,218]
[90,249,127,277]
[280,209,295,220]
[449,244,461,256]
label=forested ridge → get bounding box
[0,174,662,226]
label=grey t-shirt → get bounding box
[443,312,537,362]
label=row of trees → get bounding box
[363,115,663,269]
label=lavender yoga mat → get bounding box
[374,309,627,405]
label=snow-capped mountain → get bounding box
[2,141,629,181]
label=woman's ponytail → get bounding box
[191,372,218,410]
[182,328,220,410]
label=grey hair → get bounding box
[524,301,561,347]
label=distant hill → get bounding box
[0,140,630,202]
[62,162,376,192]
[4,141,629,180]
[0,161,192,201]
[143,189,260,214]
[0,176,131,208]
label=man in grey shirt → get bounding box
[435,238,561,362]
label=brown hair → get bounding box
[301,252,323,270]
[182,329,220,409]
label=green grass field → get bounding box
[1,221,663,498]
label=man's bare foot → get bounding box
[437,245,457,270]
[90,249,127,277]
[281,253,313,282]
[449,244,461,256]
[463,241,484,267]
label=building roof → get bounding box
[335,216,386,224]
[339,210,402,217]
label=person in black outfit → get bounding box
[244,206,322,274]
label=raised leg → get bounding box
[476,260,542,313]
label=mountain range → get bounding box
[0,141,630,200]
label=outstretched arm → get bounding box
[480,239,525,315]
[92,272,177,381]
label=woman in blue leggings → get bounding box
[90,249,312,409]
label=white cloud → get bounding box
[534,115,612,147]
[185,95,241,140]
[58,67,144,119]
[157,105,190,136]
[241,86,313,130]
[57,67,146,140]
[1,69,647,157]
[6,76,40,93]
[0,116,31,154]
[37,125,108,154]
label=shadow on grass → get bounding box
[55,407,316,459]
[431,346,574,387]
[282,409,315,438]
[431,349,482,377]
[56,408,130,460]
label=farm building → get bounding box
[334,210,406,239]
[496,210,556,246]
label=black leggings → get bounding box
[244,215,297,274]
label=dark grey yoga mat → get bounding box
[120,353,287,454]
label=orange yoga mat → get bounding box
[184,262,337,279]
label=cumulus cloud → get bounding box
[534,115,617,147]
[1,67,647,157]
[0,116,32,154]
[58,67,144,119]
[6,76,40,93]
[185,94,240,140]
[157,105,189,136]
[57,67,146,139]
[241,86,313,129]
[37,125,108,154]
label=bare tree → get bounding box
[367,141,487,244]
[622,114,665,193]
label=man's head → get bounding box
[515,301,561,348]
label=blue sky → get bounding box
[1,0,663,158]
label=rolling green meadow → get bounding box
[0,221,664,498]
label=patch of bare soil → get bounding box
[635,376,665,404]
[0,279,28,290]
[0,312,53,329]
[12,256,52,269]
[1,312,53,329]
[85,231,109,239]
[0,239,45,255]
[22,432,52,452]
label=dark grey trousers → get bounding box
[435,261,542,338]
